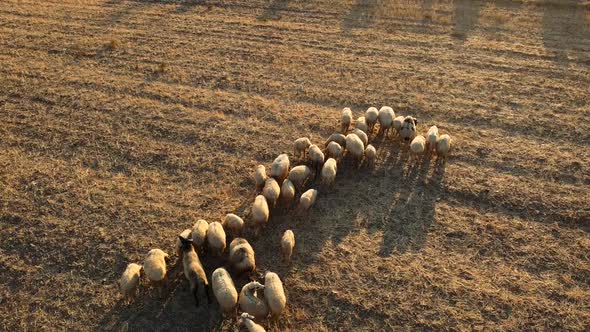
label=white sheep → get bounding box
[320,158,337,187]
[262,177,280,207]
[270,154,290,183]
[117,263,142,304]
[264,272,287,318]
[239,282,269,321]
[239,313,267,332]
[325,141,343,161]
[176,228,192,256]
[223,214,244,237]
[207,221,226,256]
[251,195,269,236]
[436,134,452,160]
[399,116,418,143]
[288,165,311,191]
[365,107,379,135]
[345,134,364,167]
[364,144,376,168]
[298,188,318,214]
[211,267,238,314]
[393,115,405,136]
[341,107,352,133]
[144,249,169,284]
[229,237,256,274]
[281,230,295,263]
[178,236,211,306]
[351,128,368,147]
[355,116,368,134]
[410,135,426,161]
[280,179,296,206]
[293,137,311,160]
[191,219,208,253]
[325,133,346,148]
[308,144,325,174]
[254,165,267,191]
[378,106,395,137]
[426,125,438,153]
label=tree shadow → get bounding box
[258,0,292,21]
[451,0,484,41]
[541,0,590,66]
[342,0,381,33]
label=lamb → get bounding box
[426,125,438,153]
[288,165,311,191]
[262,178,280,207]
[341,107,353,133]
[325,133,346,148]
[365,107,379,135]
[239,282,269,321]
[224,214,244,237]
[325,141,343,161]
[251,195,269,236]
[281,230,295,263]
[293,137,311,160]
[308,144,325,174]
[239,313,266,332]
[176,228,192,256]
[264,272,287,318]
[378,106,395,137]
[298,188,318,214]
[144,249,169,284]
[280,179,296,206]
[191,219,209,253]
[399,116,418,142]
[211,267,238,314]
[355,116,368,134]
[436,134,452,160]
[345,134,364,167]
[270,154,290,183]
[351,128,368,147]
[229,237,256,274]
[364,144,376,168]
[178,236,211,306]
[207,221,226,256]
[393,115,405,136]
[254,165,267,191]
[118,263,142,304]
[320,158,337,187]
[410,135,426,161]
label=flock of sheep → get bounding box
[116,106,452,331]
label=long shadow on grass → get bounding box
[258,0,292,21]
[541,0,590,66]
[451,0,484,41]
[342,0,381,33]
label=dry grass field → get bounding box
[1,0,589,331]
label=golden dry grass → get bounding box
[0,0,589,331]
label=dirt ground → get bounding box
[1,0,589,331]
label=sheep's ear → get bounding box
[414,118,418,124]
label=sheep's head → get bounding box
[239,312,255,325]
[177,235,194,252]
[252,281,265,290]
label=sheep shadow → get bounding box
[258,0,292,21]
[341,0,381,33]
[96,256,235,332]
[541,0,590,66]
